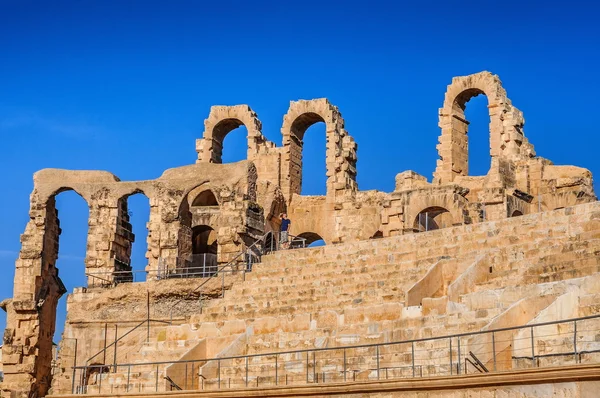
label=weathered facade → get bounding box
[1,71,598,397]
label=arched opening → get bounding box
[213,119,248,163]
[510,210,524,217]
[463,93,491,176]
[414,207,453,232]
[295,232,325,248]
[192,190,218,207]
[288,112,328,196]
[370,230,384,239]
[191,225,218,276]
[263,232,276,254]
[300,121,327,195]
[52,190,89,343]
[115,192,150,283]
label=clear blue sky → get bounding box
[1,0,598,340]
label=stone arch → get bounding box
[281,98,357,201]
[434,71,535,184]
[296,231,326,247]
[263,231,277,254]
[113,189,152,281]
[196,105,274,163]
[176,184,222,272]
[192,225,218,254]
[406,188,468,232]
[413,206,453,232]
[191,189,219,207]
[5,186,89,397]
[510,210,524,217]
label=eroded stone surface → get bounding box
[1,71,598,397]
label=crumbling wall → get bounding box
[196,105,275,164]
[3,71,598,398]
[281,98,358,202]
[2,162,263,397]
[433,71,536,184]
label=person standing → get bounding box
[279,212,291,249]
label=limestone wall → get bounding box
[1,161,264,397]
[3,70,599,397]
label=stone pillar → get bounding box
[281,99,358,203]
[146,201,162,276]
[2,195,68,398]
[85,193,120,285]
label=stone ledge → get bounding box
[49,364,600,397]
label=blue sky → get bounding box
[0,0,598,340]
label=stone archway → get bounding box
[196,105,274,163]
[413,207,453,232]
[281,98,357,201]
[295,232,326,247]
[112,190,152,283]
[434,71,536,184]
[4,187,89,397]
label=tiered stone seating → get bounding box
[86,203,600,392]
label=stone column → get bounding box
[85,192,120,285]
[2,195,68,398]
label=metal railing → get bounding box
[166,254,218,279]
[167,233,268,322]
[85,269,150,288]
[264,232,307,253]
[85,230,309,289]
[71,313,600,394]
[83,319,171,369]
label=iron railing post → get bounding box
[449,338,453,375]
[275,354,279,385]
[218,359,221,389]
[155,364,159,392]
[376,345,380,380]
[103,323,107,365]
[246,356,249,387]
[306,351,309,383]
[127,365,131,392]
[530,327,535,367]
[71,367,76,394]
[457,338,461,374]
[185,363,188,389]
[343,348,347,381]
[113,325,118,371]
[411,342,415,377]
[313,351,316,383]
[191,363,195,389]
[492,332,497,371]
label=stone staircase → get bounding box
[77,203,600,393]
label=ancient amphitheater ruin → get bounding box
[2,71,600,397]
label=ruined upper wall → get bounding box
[434,71,536,184]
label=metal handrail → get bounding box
[85,269,150,287]
[265,232,307,252]
[85,320,146,366]
[84,319,170,367]
[289,234,307,249]
[167,233,269,322]
[75,313,600,370]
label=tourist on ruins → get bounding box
[279,212,291,249]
